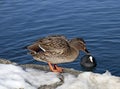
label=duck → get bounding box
[27,35,90,72]
[80,55,97,70]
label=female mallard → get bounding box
[27,35,89,72]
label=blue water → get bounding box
[0,0,120,76]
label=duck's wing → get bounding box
[27,35,70,55]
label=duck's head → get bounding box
[69,38,89,54]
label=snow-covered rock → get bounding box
[0,59,120,89]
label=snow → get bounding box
[0,64,120,89]
[57,71,120,89]
[0,64,59,89]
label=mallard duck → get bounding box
[27,35,89,72]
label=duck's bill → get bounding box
[85,49,90,54]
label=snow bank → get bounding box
[57,71,120,89]
[0,64,59,89]
[0,64,119,89]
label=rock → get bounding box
[38,78,63,89]
[21,64,81,76]
[0,58,15,64]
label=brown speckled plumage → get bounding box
[27,35,89,64]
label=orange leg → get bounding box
[48,62,63,73]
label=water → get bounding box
[0,0,120,76]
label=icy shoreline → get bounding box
[0,58,120,89]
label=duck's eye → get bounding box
[89,56,93,62]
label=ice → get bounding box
[0,64,120,89]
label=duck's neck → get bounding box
[69,41,81,51]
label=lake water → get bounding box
[0,0,120,76]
